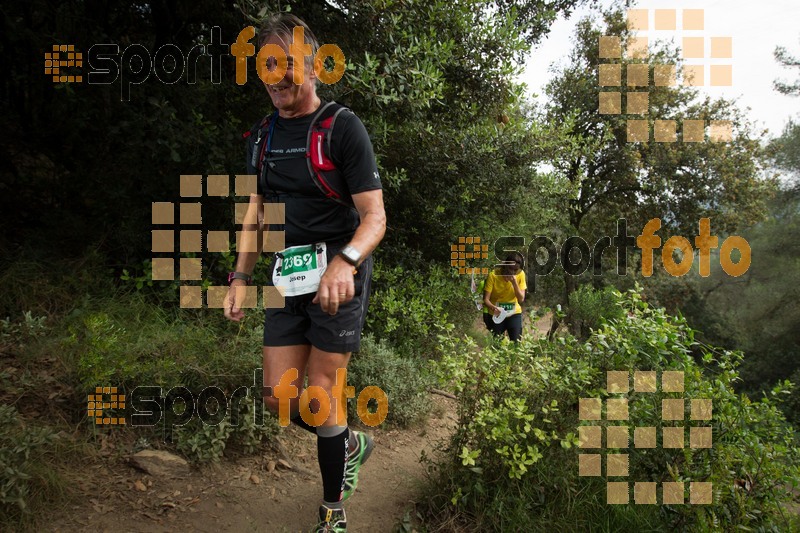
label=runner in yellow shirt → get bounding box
[483,252,527,341]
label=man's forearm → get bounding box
[234,223,262,275]
[346,209,386,261]
[234,249,261,276]
[233,196,264,275]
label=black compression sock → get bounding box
[291,413,318,434]
[317,426,349,503]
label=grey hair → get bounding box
[257,13,319,76]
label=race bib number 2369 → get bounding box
[272,243,328,297]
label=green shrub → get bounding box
[59,292,276,463]
[173,399,279,463]
[174,416,234,463]
[229,400,281,454]
[0,404,58,519]
[62,294,263,391]
[0,311,48,356]
[568,284,625,339]
[347,335,433,428]
[425,288,800,531]
[366,262,470,358]
[118,249,275,307]
[0,249,114,318]
[785,369,800,432]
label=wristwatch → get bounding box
[228,271,252,285]
[339,245,362,267]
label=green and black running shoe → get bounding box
[315,504,347,532]
[342,430,374,501]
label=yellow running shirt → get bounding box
[483,269,527,315]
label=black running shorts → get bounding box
[263,245,373,354]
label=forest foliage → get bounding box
[1,0,798,530]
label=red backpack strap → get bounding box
[306,102,354,208]
[310,106,348,171]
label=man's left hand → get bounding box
[313,256,356,315]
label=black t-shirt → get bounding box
[247,103,382,247]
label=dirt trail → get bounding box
[44,310,550,533]
[46,396,456,533]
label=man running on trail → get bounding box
[223,13,386,532]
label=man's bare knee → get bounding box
[263,393,299,414]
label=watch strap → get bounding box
[228,271,252,285]
[339,245,361,266]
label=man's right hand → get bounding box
[224,281,248,322]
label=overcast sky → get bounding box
[521,0,800,137]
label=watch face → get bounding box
[342,246,360,264]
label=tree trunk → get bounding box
[547,262,580,339]
[564,269,579,336]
